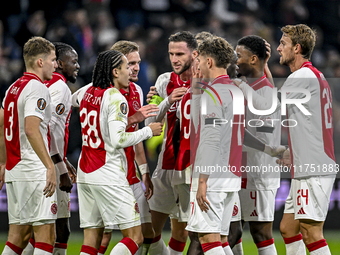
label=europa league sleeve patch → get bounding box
[37,98,47,110]
[56,103,65,115]
[120,102,128,115]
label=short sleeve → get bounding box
[24,80,50,120]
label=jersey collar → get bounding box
[23,72,43,83]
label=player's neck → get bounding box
[249,68,264,79]
[26,68,44,81]
[179,67,192,82]
[210,68,228,80]
[290,55,309,73]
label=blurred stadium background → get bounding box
[1,0,340,253]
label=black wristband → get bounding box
[51,154,63,164]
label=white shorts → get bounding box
[239,189,277,222]
[149,169,190,222]
[78,183,140,230]
[56,174,71,219]
[109,182,152,230]
[283,176,335,222]
[186,191,236,236]
[6,181,57,225]
[231,192,241,222]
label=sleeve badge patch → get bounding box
[120,102,128,115]
[37,98,46,110]
[56,103,65,115]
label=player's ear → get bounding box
[37,58,43,68]
[207,57,212,69]
[294,43,301,54]
[250,55,257,65]
[57,59,63,69]
[192,50,198,59]
[112,68,119,78]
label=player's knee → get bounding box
[249,223,272,243]
[56,218,70,243]
[279,219,289,237]
[134,232,144,247]
[141,224,155,239]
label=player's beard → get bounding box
[280,50,294,66]
[173,59,191,75]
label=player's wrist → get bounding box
[55,161,68,175]
[139,163,149,175]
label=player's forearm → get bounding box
[134,141,147,166]
[109,120,152,149]
[145,98,170,125]
[264,63,275,86]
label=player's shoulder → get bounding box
[106,87,127,103]
[155,72,172,88]
[290,66,316,79]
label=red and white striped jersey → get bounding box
[2,72,52,182]
[120,82,144,185]
[45,72,72,161]
[192,75,245,192]
[282,62,335,178]
[242,76,281,190]
[145,72,190,171]
[72,84,152,186]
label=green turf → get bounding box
[1,230,340,254]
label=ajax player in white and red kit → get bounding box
[72,50,162,255]
[145,31,197,255]
[236,24,336,255]
[0,37,58,255]
[235,35,281,255]
[186,37,245,255]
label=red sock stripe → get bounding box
[222,241,229,248]
[80,245,98,255]
[120,237,139,254]
[151,234,161,244]
[29,238,35,247]
[236,238,242,244]
[283,233,303,244]
[201,241,222,253]
[168,237,186,252]
[256,238,274,248]
[306,239,327,252]
[98,245,107,254]
[5,242,23,255]
[35,242,54,253]
[55,243,67,249]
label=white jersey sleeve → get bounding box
[72,83,92,108]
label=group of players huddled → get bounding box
[0,23,336,255]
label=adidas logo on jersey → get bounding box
[297,208,306,215]
[250,210,258,217]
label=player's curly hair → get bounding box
[281,24,316,60]
[195,31,214,45]
[237,35,267,61]
[198,37,234,69]
[23,36,55,69]
[92,50,123,89]
[169,31,197,51]
[53,42,75,60]
[110,40,139,56]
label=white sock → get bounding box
[258,244,277,255]
[148,239,169,255]
[135,246,142,255]
[222,245,233,255]
[53,248,66,255]
[23,240,35,255]
[232,242,243,255]
[2,245,21,255]
[309,246,331,255]
[167,246,182,255]
[33,248,53,255]
[204,246,225,255]
[109,243,132,255]
[140,243,151,255]
[285,240,306,255]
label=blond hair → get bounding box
[23,36,55,69]
[110,40,139,56]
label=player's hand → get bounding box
[232,76,247,87]
[142,173,154,200]
[264,39,271,64]
[59,173,73,193]
[44,165,57,197]
[192,58,202,79]
[168,87,187,105]
[276,149,291,167]
[134,105,159,122]
[264,145,286,158]
[65,158,77,184]
[0,164,5,190]
[196,177,210,213]
[146,86,157,103]
[148,122,163,136]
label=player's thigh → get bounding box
[172,183,190,222]
[33,223,55,245]
[7,224,32,248]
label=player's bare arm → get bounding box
[65,157,77,184]
[148,122,163,136]
[196,174,210,213]
[25,116,56,197]
[264,39,275,86]
[126,104,159,129]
